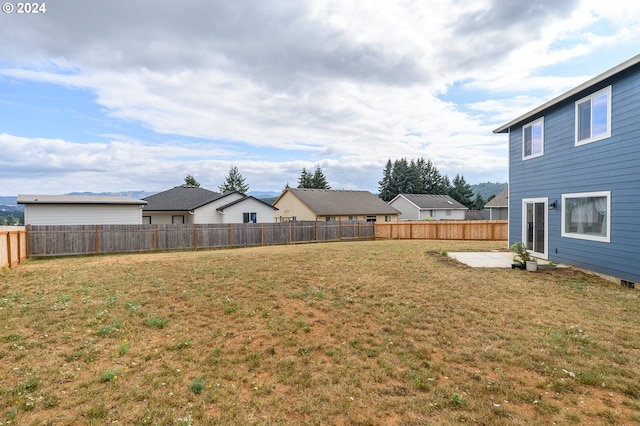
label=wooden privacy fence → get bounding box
[0,226,27,268]
[26,221,375,257]
[375,220,508,241]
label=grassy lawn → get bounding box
[1,240,639,425]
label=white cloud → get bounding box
[1,0,639,195]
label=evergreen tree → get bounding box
[442,175,452,195]
[311,166,331,189]
[449,174,474,208]
[390,158,411,196]
[419,158,446,194]
[219,165,249,193]
[297,168,313,188]
[471,193,486,210]
[378,159,394,201]
[184,174,200,187]
[298,166,330,189]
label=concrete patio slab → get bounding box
[448,251,514,268]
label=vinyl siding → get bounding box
[508,66,640,282]
[24,204,143,225]
[389,197,419,220]
[218,199,276,223]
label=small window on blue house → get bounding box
[523,118,544,159]
[243,212,257,223]
[561,191,610,243]
[575,86,611,145]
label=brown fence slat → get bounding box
[1,226,29,267]
[374,220,507,241]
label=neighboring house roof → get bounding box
[391,194,467,210]
[142,185,225,211]
[494,53,640,133]
[278,188,400,216]
[484,188,508,209]
[17,195,147,205]
[216,195,278,212]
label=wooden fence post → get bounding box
[261,223,264,246]
[229,224,233,248]
[153,224,157,251]
[315,220,318,242]
[25,225,29,261]
[95,225,99,255]
[193,224,197,250]
[289,222,292,244]
[5,230,11,267]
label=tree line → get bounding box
[378,158,485,209]
[185,159,490,210]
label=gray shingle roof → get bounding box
[484,188,508,208]
[17,194,147,205]
[142,185,224,211]
[285,188,400,215]
[396,194,467,209]
[216,195,278,211]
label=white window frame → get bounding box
[522,117,544,160]
[561,191,611,243]
[522,198,548,259]
[575,86,612,146]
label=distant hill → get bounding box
[470,182,507,200]
[66,191,156,199]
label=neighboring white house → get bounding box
[142,185,277,224]
[389,194,467,221]
[17,195,147,225]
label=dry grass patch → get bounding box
[1,240,639,424]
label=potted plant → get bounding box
[509,242,537,271]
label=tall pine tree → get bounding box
[378,159,394,201]
[311,166,331,189]
[219,165,249,193]
[449,174,474,208]
[297,168,313,188]
[298,166,330,189]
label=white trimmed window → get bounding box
[523,118,544,159]
[575,86,611,145]
[561,191,610,242]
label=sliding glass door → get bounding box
[523,198,547,259]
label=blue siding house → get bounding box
[494,54,640,285]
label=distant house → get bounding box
[484,188,508,220]
[17,195,147,225]
[142,185,277,224]
[273,188,400,222]
[388,194,467,221]
[493,54,640,284]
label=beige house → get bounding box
[273,188,400,222]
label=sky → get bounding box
[1,0,639,196]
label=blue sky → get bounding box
[1,0,639,196]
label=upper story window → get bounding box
[523,118,544,159]
[575,86,611,146]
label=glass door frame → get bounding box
[522,197,548,260]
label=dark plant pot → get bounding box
[512,263,525,270]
